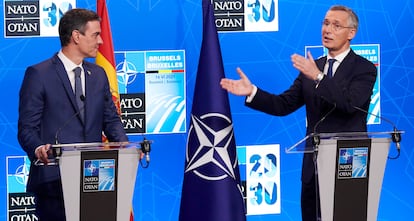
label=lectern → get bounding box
[50,142,141,221]
[286,131,402,221]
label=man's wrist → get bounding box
[315,72,324,82]
[246,85,257,103]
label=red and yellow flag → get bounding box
[96,0,121,114]
[96,1,134,220]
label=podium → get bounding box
[286,131,402,221]
[51,142,141,221]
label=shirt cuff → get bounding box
[246,85,258,103]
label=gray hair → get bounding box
[329,5,359,31]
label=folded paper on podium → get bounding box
[286,131,402,221]
[51,142,141,221]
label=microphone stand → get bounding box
[312,134,321,221]
[353,105,402,159]
[311,100,336,221]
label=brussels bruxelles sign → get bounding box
[115,50,186,134]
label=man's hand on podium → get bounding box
[35,144,52,165]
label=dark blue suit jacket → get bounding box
[18,54,128,192]
[245,49,377,183]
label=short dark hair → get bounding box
[58,8,101,47]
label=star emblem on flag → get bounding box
[185,113,237,181]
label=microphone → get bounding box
[54,103,85,145]
[140,137,152,168]
[36,102,84,165]
[312,98,337,146]
[80,94,85,101]
[352,105,402,159]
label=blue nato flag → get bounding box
[178,0,246,221]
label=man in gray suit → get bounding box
[220,5,377,221]
[18,8,128,221]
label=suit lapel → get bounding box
[53,55,79,109]
[331,50,356,80]
[53,55,85,125]
[83,63,96,126]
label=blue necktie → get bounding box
[327,58,336,78]
[73,67,84,122]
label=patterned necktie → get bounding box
[327,58,336,78]
[73,67,84,122]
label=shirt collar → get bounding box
[327,48,351,64]
[57,50,83,72]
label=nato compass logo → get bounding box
[7,156,30,192]
[115,51,145,94]
[213,0,279,32]
[185,113,238,181]
[338,148,368,179]
[4,0,75,37]
[7,156,37,221]
[83,159,116,192]
[116,57,140,92]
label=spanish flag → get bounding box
[96,0,121,114]
[96,1,134,220]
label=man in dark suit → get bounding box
[220,5,377,221]
[18,8,128,221]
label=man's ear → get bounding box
[347,28,356,41]
[72,30,81,44]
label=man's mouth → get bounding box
[323,36,334,41]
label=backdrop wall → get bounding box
[1,0,413,220]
